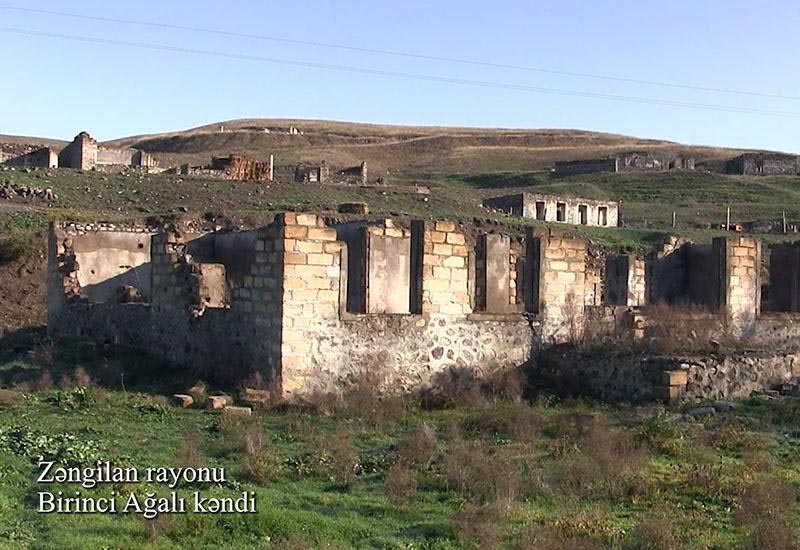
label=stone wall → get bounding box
[531,235,586,343]
[725,153,798,176]
[554,158,618,176]
[47,215,799,404]
[59,132,96,170]
[713,236,761,335]
[539,348,800,403]
[48,215,535,400]
[605,255,646,306]
[767,243,800,312]
[4,147,58,168]
[212,154,272,181]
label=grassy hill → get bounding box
[100,118,756,177]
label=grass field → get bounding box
[5,166,800,253]
[0,334,799,550]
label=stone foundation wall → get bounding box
[539,348,800,403]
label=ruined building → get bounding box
[3,147,58,169]
[554,152,696,177]
[211,154,274,182]
[483,193,619,227]
[725,153,799,176]
[293,161,368,185]
[58,132,158,171]
[47,213,800,404]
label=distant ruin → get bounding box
[46,212,800,404]
[1,132,159,172]
[483,193,619,227]
[725,152,798,176]
[554,151,695,176]
[58,132,159,171]
[293,161,368,185]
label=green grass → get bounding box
[0,337,799,549]
[4,166,800,262]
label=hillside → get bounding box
[0,118,772,179]
[102,118,755,177]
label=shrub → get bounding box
[219,414,266,456]
[315,427,359,489]
[443,439,518,508]
[513,526,605,550]
[174,430,205,471]
[623,516,679,550]
[486,367,527,402]
[142,513,173,543]
[385,462,417,505]
[59,366,94,390]
[735,479,800,550]
[422,366,487,410]
[396,423,437,468]
[0,389,24,408]
[452,503,502,550]
[558,416,648,497]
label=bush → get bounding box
[218,414,266,456]
[422,367,488,410]
[558,416,648,497]
[443,439,519,508]
[0,389,24,408]
[315,427,359,489]
[452,503,502,550]
[624,516,679,550]
[396,423,437,468]
[734,477,799,550]
[174,430,205,471]
[385,462,417,505]
[513,525,605,550]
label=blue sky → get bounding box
[1,0,798,152]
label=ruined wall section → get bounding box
[606,255,646,306]
[714,236,761,335]
[422,221,472,316]
[537,237,586,343]
[58,132,97,170]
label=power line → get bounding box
[2,26,800,119]
[2,4,799,102]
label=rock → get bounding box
[711,400,738,412]
[187,381,207,400]
[222,406,252,417]
[688,406,717,418]
[172,394,194,408]
[338,202,369,215]
[241,387,273,406]
[206,395,233,410]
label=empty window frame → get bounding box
[556,202,566,222]
[535,201,546,221]
[578,204,588,225]
[598,206,608,226]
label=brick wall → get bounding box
[536,236,586,343]
[714,236,761,335]
[421,221,472,316]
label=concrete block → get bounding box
[172,394,194,408]
[206,395,233,410]
[661,370,689,387]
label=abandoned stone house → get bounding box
[3,147,59,169]
[293,161,368,185]
[47,212,800,403]
[58,132,159,171]
[483,193,619,227]
[725,153,799,176]
[554,152,696,177]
